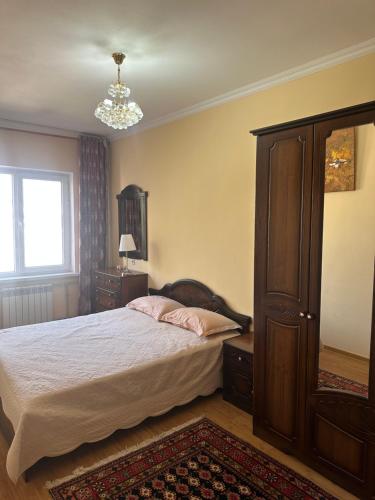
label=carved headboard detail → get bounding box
[149,279,251,334]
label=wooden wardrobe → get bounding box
[251,101,375,499]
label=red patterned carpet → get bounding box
[319,369,368,397]
[48,418,337,499]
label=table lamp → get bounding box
[119,234,136,273]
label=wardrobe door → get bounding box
[306,111,375,499]
[253,125,313,453]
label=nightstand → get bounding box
[93,268,148,313]
[223,333,254,414]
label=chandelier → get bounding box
[95,52,143,130]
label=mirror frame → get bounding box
[117,184,148,261]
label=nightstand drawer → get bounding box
[95,288,120,310]
[224,344,252,372]
[223,370,252,413]
[94,274,121,293]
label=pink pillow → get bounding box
[161,307,240,336]
[126,295,185,320]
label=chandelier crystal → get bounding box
[95,52,143,130]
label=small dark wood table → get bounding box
[93,268,148,313]
[223,333,254,414]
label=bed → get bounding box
[0,279,250,482]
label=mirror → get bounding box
[117,185,148,261]
[318,123,375,398]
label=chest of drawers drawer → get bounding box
[95,288,120,310]
[94,274,121,293]
[93,269,148,313]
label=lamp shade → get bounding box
[119,234,136,252]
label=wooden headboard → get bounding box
[149,279,251,334]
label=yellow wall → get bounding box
[321,124,375,358]
[0,129,80,321]
[110,53,375,316]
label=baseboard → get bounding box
[323,344,369,362]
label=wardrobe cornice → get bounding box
[250,99,375,136]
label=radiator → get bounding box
[1,285,53,329]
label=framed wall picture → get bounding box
[324,126,355,193]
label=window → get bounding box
[0,168,72,277]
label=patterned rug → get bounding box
[48,418,337,499]
[319,369,368,397]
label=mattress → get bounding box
[0,307,238,482]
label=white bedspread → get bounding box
[0,307,238,482]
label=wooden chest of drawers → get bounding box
[93,269,148,313]
[223,334,254,414]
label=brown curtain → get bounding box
[79,135,109,315]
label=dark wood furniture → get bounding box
[94,268,148,312]
[251,100,375,499]
[223,334,253,413]
[149,279,251,333]
[117,185,148,261]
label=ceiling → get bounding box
[0,0,375,138]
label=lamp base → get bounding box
[120,254,130,275]
[116,265,132,276]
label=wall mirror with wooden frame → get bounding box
[117,185,148,261]
[318,123,375,398]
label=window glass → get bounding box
[23,178,63,267]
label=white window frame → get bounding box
[0,166,73,278]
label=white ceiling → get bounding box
[0,0,375,138]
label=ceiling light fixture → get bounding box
[95,52,143,130]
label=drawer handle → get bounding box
[238,356,242,362]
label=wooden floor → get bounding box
[0,392,357,500]
[320,347,369,385]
